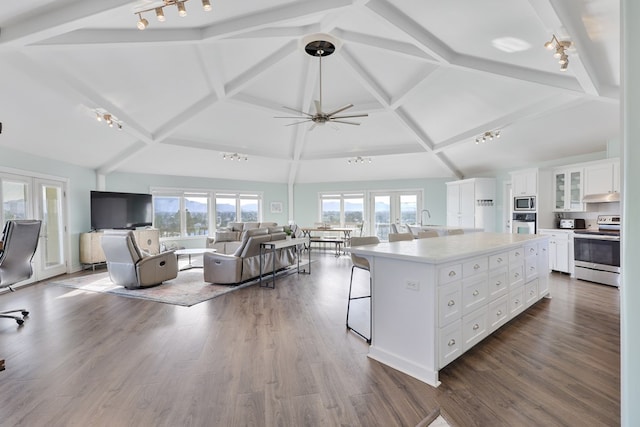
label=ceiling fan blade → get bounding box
[285,119,313,126]
[331,113,369,119]
[330,119,361,126]
[314,100,322,115]
[282,106,313,117]
[326,103,354,117]
[274,116,309,119]
[309,123,318,132]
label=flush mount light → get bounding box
[544,34,572,71]
[347,156,372,165]
[222,153,248,161]
[475,130,501,145]
[134,0,214,30]
[491,37,531,53]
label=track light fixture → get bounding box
[134,0,213,30]
[544,35,572,71]
[95,111,123,130]
[222,153,248,162]
[347,156,372,165]
[475,130,500,145]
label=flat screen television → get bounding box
[90,191,153,230]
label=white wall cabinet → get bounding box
[584,159,620,196]
[446,178,496,231]
[511,169,538,196]
[553,168,584,212]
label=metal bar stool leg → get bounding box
[346,265,372,344]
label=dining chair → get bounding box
[388,232,414,242]
[447,229,464,235]
[417,230,439,239]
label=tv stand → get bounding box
[80,229,160,269]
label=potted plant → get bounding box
[285,228,292,240]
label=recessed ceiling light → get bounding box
[492,37,531,53]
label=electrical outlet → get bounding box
[406,280,420,291]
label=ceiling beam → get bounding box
[0,0,132,46]
[333,28,436,61]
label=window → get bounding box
[319,193,364,228]
[152,189,262,238]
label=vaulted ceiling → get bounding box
[0,0,620,185]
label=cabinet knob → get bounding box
[448,339,456,346]
[496,310,502,316]
[473,263,480,270]
[495,281,502,286]
[448,300,455,307]
[448,270,456,277]
[473,323,480,330]
[514,299,520,305]
[473,289,479,296]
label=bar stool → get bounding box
[347,236,380,343]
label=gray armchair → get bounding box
[101,230,178,289]
[0,220,42,325]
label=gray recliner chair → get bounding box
[101,230,178,289]
[0,220,42,325]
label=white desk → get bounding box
[259,237,310,288]
[174,248,216,270]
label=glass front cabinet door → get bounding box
[554,168,584,212]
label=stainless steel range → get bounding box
[573,215,621,287]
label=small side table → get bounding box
[174,248,216,271]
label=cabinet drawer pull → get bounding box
[514,299,520,305]
[473,289,479,296]
[473,323,480,330]
[448,270,456,277]
[530,289,535,296]
[473,263,480,270]
[448,339,456,347]
[447,300,455,307]
[496,310,502,316]
[515,251,520,257]
[497,257,503,263]
[495,281,502,286]
[514,272,520,278]
[530,247,536,253]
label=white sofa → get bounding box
[206,222,279,254]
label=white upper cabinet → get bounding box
[553,168,584,212]
[584,159,620,196]
[511,169,537,196]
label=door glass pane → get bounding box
[569,171,581,209]
[321,198,340,226]
[374,195,391,241]
[185,195,208,236]
[240,198,258,222]
[216,197,236,228]
[154,196,181,237]
[555,173,565,210]
[3,181,28,220]
[41,185,63,267]
[400,194,417,227]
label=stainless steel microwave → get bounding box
[514,196,536,211]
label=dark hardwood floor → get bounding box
[0,252,620,426]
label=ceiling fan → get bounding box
[275,39,368,129]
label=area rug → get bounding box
[51,263,309,307]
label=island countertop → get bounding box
[348,232,547,263]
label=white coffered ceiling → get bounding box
[0,0,620,184]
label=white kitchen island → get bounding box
[348,232,550,387]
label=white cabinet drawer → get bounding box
[439,320,462,368]
[488,295,509,332]
[462,306,488,351]
[525,278,539,307]
[488,267,508,300]
[489,252,508,270]
[525,242,538,258]
[509,285,526,317]
[438,263,462,285]
[509,264,524,288]
[525,257,538,281]
[509,247,524,263]
[462,257,488,277]
[462,275,488,315]
[438,281,462,327]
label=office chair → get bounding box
[0,220,42,325]
[347,236,379,343]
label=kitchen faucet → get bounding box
[420,209,431,226]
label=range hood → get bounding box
[582,192,620,203]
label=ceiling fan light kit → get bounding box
[275,34,368,129]
[475,130,500,144]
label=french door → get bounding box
[370,191,421,241]
[1,171,68,285]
